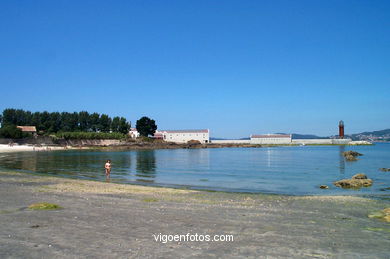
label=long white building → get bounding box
[156,129,210,144]
[250,134,292,144]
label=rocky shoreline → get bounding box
[0,139,373,153]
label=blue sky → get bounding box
[0,0,389,138]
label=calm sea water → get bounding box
[1,143,390,196]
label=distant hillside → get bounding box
[347,128,390,141]
[212,129,390,141]
[354,129,390,136]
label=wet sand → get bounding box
[0,171,389,258]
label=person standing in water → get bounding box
[104,159,112,180]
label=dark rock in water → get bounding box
[379,168,390,172]
[345,155,358,161]
[352,173,368,180]
[334,179,373,188]
[319,185,329,189]
[343,151,363,157]
[334,174,373,188]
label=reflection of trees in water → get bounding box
[0,151,132,179]
[339,146,345,174]
[136,151,156,182]
[1,152,38,172]
[111,153,131,175]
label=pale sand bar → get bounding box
[0,144,69,153]
[0,171,389,258]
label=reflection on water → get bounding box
[0,151,130,179]
[0,144,390,196]
[339,145,345,174]
[135,150,156,183]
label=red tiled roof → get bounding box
[17,126,37,132]
[251,134,291,138]
[162,129,209,133]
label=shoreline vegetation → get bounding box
[1,170,389,257]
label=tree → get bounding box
[0,108,130,135]
[136,116,157,137]
[15,109,27,125]
[78,111,90,131]
[2,108,17,125]
[31,112,41,129]
[40,111,51,132]
[99,114,111,132]
[90,113,100,132]
[60,112,72,131]
[47,112,61,133]
[60,112,78,132]
[118,117,131,134]
[111,116,120,132]
[0,125,27,139]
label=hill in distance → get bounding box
[211,129,390,141]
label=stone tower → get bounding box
[339,120,344,139]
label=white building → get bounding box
[156,129,210,144]
[128,128,140,139]
[250,134,292,144]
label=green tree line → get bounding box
[0,108,131,134]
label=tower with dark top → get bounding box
[339,120,344,139]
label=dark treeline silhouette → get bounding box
[0,108,131,134]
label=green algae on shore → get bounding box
[368,208,390,222]
[142,198,159,202]
[28,202,62,210]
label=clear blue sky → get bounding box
[0,0,389,138]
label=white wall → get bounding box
[210,140,251,144]
[129,132,140,138]
[292,139,352,144]
[163,131,210,144]
[250,137,292,144]
[292,139,332,144]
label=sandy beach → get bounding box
[0,144,68,153]
[1,171,389,258]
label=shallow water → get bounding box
[1,143,390,197]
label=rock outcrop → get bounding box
[187,140,201,145]
[334,173,373,188]
[343,151,363,162]
[351,173,367,179]
[343,151,363,157]
[345,155,358,161]
[379,168,390,172]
